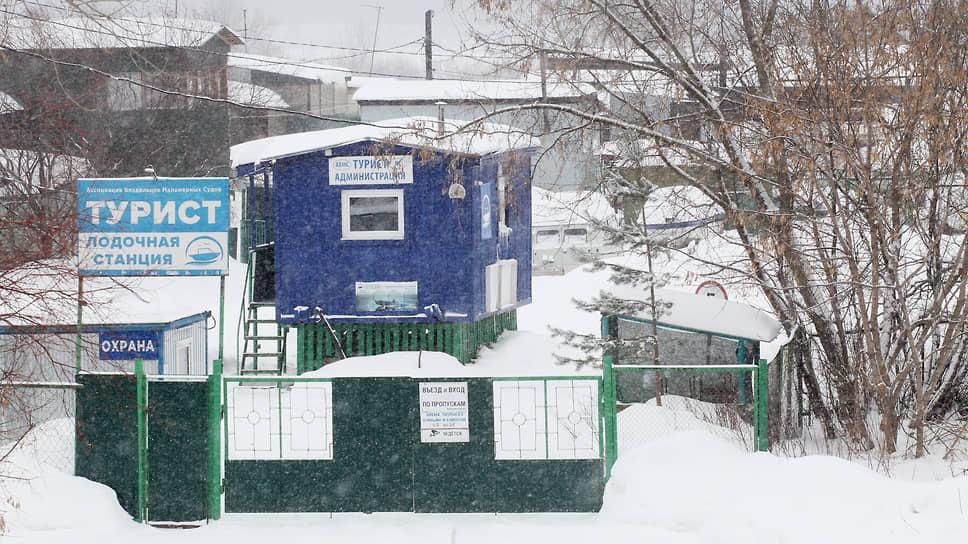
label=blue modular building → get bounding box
[232,118,537,369]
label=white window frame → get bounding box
[341,189,405,240]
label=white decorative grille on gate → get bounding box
[493,379,600,460]
[226,380,334,460]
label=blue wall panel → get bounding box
[270,141,532,325]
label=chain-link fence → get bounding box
[613,367,758,455]
[600,315,770,475]
[1,383,77,475]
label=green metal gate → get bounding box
[75,361,220,523]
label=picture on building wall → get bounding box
[355,281,418,313]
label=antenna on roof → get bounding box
[363,5,384,75]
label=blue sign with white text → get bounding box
[77,178,230,276]
[99,330,160,360]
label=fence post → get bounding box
[601,314,619,480]
[207,358,223,520]
[135,357,148,523]
[755,358,769,452]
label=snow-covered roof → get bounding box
[607,284,782,342]
[5,17,242,50]
[231,117,539,167]
[228,81,289,109]
[0,257,244,331]
[532,187,621,227]
[228,53,351,84]
[351,78,593,102]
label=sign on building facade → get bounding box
[77,178,230,276]
[328,155,414,185]
[98,330,161,360]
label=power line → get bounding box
[13,0,528,80]
[2,4,559,86]
[0,7,440,80]
[18,0,448,60]
[0,41,418,128]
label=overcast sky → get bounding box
[156,0,494,77]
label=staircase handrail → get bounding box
[235,250,254,375]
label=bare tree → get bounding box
[0,3,130,492]
[470,0,968,456]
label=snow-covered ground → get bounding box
[3,212,968,542]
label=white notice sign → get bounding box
[419,381,469,443]
[329,155,414,185]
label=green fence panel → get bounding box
[412,378,604,513]
[75,374,139,518]
[146,380,210,522]
[756,359,769,452]
[332,377,413,512]
[76,374,214,523]
[412,378,497,512]
[224,378,413,513]
[493,460,605,512]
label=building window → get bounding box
[535,229,561,248]
[341,189,405,240]
[563,227,588,244]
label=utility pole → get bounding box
[425,10,433,80]
[539,47,550,133]
[364,5,384,75]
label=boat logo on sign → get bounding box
[185,236,224,265]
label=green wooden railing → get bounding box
[295,311,517,372]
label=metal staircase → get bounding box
[240,301,286,375]
[237,167,286,375]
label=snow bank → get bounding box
[601,432,968,543]
[300,331,599,378]
[0,420,135,536]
